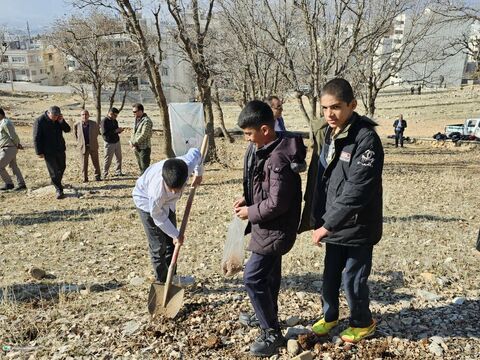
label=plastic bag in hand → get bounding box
[221,216,247,277]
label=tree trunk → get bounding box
[213,83,234,143]
[94,82,102,124]
[202,85,218,162]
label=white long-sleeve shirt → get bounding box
[132,148,203,239]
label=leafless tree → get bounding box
[166,0,219,160]
[74,0,175,157]
[49,10,137,124]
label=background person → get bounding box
[33,106,71,199]
[393,114,407,148]
[101,107,124,178]
[265,95,287,132]
[0,108,26,191]
[74,109,101,182]
[129,103,153,175]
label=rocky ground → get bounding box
[0,87,479,359]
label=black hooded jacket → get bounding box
[314,112,384,246]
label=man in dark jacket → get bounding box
[101,107,124,178]
[310,78,384,343]
[233,100,306,357]
[393,114,407,148]
[33,106,71,199]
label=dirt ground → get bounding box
[0,87,479,359]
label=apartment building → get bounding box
[1,38,66,85]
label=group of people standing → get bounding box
[0,102,154,199]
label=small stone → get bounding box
[428,342,444,356]
[129,277,145,286]
[296,292,306,301]
[292,351,314,360]
[29,267,46,280]
[284,326,310,339]
[420,272,436,283]
[61,231,72,241]
[33,232,42,238]
[122,320,140,336]
[444,257,453,263]
[287,339,300,356]
[332,336,343,346]
[286,316,301,327]
[452,296,465,305]
[417,289,441,301]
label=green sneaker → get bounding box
[312,317,338,336]
[340,320,376,343]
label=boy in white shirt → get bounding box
[132,147,203,282]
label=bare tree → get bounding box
[49,10,137,124]
[74,0,175,157]
[166,0,218,161]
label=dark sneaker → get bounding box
[250,328,286,357]
[14,184,27,191]
[0,184,14,191]
[56,191,65,200]
[239,312,260,327]
[95,176,102,181]
[114,173,125,177]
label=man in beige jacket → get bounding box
[74,110,101,182]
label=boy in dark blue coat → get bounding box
[310,78,384,343]
[233,100,306,357]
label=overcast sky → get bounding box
[0,0,74,33]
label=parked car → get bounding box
[445,118,480,139]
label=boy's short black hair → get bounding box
[237,100,275,129]
[109,107,120,114]
[322,78,355,104]
[162,159,189,189]
[0,108,4,117]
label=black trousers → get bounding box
[135,147,151,175]
[244,252,282,330]
[322,243,373,328]
[395,130,404,147]
[137,208,176,282]
[44,152,66,192]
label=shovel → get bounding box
[148,135,208,318]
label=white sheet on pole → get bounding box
[168,102,205,156]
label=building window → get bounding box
[394,30,403,35]
[394,39,402,44]
[40,69,44,74]
[162,66,169,76]
[11,56,26,63]
[1,55,8,63]
[48,54,53,61]
[31,70,37,75]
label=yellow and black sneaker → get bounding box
[312,317,339,336]
[340,320,376,343]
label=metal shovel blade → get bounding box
[148,282,184,318]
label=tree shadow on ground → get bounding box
[75,183,134,191]
[0,206,128,226]
[375,299,480,340]
[282,271,413,303]
[0,280,124,303]
[383,214,464,223]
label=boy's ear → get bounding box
[260,124,271,136]
[349,99,358,111]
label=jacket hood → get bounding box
[271,131,307,165]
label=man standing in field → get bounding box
[265,96,287,132]
[33,105,71,199]
[0,108,26,191]
[101,107,124,178]
[130,103,153,175]
[74,109,101,182]
[393,114,407,148]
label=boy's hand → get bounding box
[312,227,330,246]
[233,197,246,208]
[174,234,184,246]
[191,175,202,187]
[234,206,248,220]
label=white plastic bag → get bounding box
[221,216,247,277]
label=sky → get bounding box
[0,0,75,34]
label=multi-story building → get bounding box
[1,38,66,85]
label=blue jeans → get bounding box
[244,252,282,330]
[322,243,373,328]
